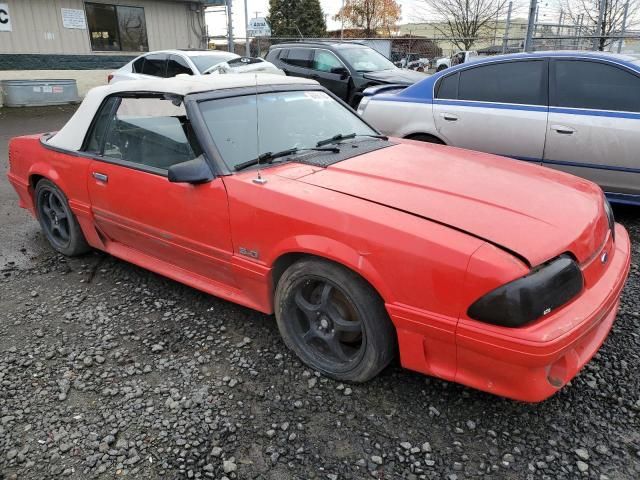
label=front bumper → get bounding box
[455,223,631,402]
[389,223,631,403]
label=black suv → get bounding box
[265,41,427,107]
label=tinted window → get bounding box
[101,97,198,171]
[85,97,119,153]
[86,3,120,51]
[284,48,313,68]
[458,61,546,105]
[132,56,145,73]
[265,49,281,62]
[436,73,458,99]
[86,3,148,52]
[115,6,148,52]
[552,60,640,112]
[142,54,166,77]
[167,55,193,77]
[313,50,343,72]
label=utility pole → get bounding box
[618,0,629,53]
[594,0,606,50]
[576,14,584,49]
[502,1,513,54]
[244,0,249,56]
[524,0,538,52]
[227,0,234,53]
[340,0,345,40]
[557,9,563,49]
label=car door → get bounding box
[544,58,640,199]
[166,54,194,77]
[310,49,350,100]
[84,94,236,286]
[433,59,548,161]
[279,47,314,79]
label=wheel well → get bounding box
[271,252,385,304]
[404,133,446,145]
[271,252,308,291]
[29,174,46,193]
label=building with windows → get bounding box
[0,0,206,104]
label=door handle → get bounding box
[92,172,108,183]
[551,124,575,135]
[441,113,458,121]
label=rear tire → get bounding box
[275,258,396,382]
[437,65,447,72]
[35,179,91,257]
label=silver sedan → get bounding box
[358,51,640,206]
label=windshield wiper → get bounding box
[316,133,388,147]
[234,147,340,172]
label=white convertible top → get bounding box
[47,74,317,151]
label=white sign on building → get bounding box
[247,17,270,37]
[0,3,12,32]
[61,8,87,30]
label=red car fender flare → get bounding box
[267,234,394,305]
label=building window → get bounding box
[85,3,149,52]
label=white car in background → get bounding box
[435,51,478,71]
[108,50,282,83]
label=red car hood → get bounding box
[295,141,608,266]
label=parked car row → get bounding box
[357,51,640,206]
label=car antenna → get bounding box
[252,73,267,185]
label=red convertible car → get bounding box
[7,75,631,402]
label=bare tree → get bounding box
[562,0,639,50]
[334,0,402,37]
[415,0,511,50]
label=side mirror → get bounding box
[168,155,214,184]
[331,67,349,78]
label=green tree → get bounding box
[268,0,326,37]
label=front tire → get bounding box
[275,258,396,382]
[35,179,90,256]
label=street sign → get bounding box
[203,0,227,6]
[247,17,270,37]
[0,3,12,32]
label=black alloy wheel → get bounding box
[275,258,396,382]
[35,179,90,256]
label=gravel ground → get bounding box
[1,106,639,480]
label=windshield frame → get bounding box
[184,84,382,176]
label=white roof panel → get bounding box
[47,74,317,151]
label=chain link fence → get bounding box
[210,29,640,73]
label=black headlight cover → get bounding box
[467,256,584,328]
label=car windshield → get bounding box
[339,46,396,72]
[190,53,239,73]
[199,90,378,170]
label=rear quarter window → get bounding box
[436,73,459,99]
